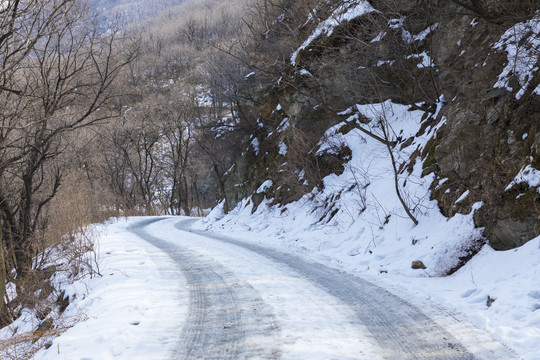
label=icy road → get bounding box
[125,217,516,360]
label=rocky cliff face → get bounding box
[232,0,539,251]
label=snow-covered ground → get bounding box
[197,210,540,360]
[29,218,190,360]
[4,212,532,359]
[14,216,528,359]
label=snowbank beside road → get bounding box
[33,218,188,360]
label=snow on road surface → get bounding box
[130,217,382,360]
[34,216,517,360]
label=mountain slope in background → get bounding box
[86,0,187,25]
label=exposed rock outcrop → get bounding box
[232,0,539,251]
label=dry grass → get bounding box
[0,312,87,360]
[0,170,112,358]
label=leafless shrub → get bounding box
[43,171,107,278]
[0,167,108,355]
[450,0,536,22]
[0,311,87,360]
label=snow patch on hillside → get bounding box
[291,0,376,65]
[201,101,477,278]
[505,164,540,192]
[493,16,540,99]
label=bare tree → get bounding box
[450,0,489,17]
[0,4,137,324]
[119,114,162,213]
[450,0,536,21]
[0,0,76,95]
[0,0,79,327]
[158,95,199,215]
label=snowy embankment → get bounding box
[195,100,540,359]
[199,210,540,359]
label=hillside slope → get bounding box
[223,0,539,252]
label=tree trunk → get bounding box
[214,164,229,214]
[0,227,11,326]
[182,178,191,216]
[381,124,419,226]
[193,179,203,217]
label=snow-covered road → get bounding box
[126,217,516,360]
[30,216,520,359]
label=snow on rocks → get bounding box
[201,101,481,278]
[291,0,376,66]
[505,164,540,192]
[493,15,540,99]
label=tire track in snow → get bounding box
[128,218,280,360]
[175,218,517,360]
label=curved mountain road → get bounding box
[128,217,517,360]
